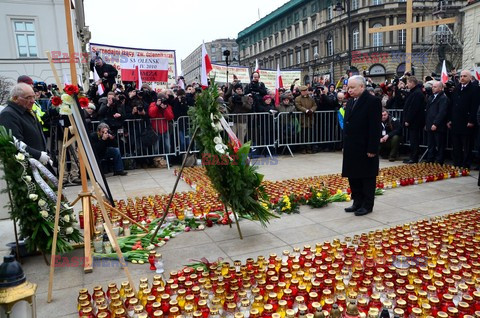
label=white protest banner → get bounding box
[90,43,177,90]
[210,63,250,84]
[256,69,302,91]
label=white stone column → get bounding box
[393,16,398,43]
[359,20,364,48]
[365,19,370,47]
[386,16,390,44]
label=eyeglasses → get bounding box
[19,95,35,100]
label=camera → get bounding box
[137,105,144,112]
[107,129,114,136]
[136,90,144,97]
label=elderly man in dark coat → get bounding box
[402,76,426,164]
[342,75,382,216]
[425,81,449,164]
[0,83,50,165]
[447,70,480,169]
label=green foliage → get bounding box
[0,126,82,254]
[189,84,277,227]
[307,187,330,208]
[273,193,300,214]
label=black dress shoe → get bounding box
[344,205,359,212]
[113,170,128,176]
[403,159,417,164]
[354,208,372,216]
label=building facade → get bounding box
[237,0,465,86]
[460,1,480,71]
[0,0,91,88]
[181,38,239,85]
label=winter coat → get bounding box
[295,94,317,128]
[403,84,426,128]
[425,91,448,132]
[342,90,382,178]
[148,102,174,134]
[449,82,480,134]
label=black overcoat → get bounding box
[403,84,426,128]
[449,82,480,134]
[425,92,448,132]
[342,90,382,178]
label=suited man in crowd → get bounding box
[402,76,426,164]
[342,76,382,216]
[90,56,118,93]
[0,83,50,165]
[447,70,480,169]
[425,81,448,164]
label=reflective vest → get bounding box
[32,102,48,132]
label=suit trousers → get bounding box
[348,177,376,211]
[408,126,423,161]
[426,130,446,164]
[451,132,474,168]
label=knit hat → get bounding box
[17,75,34,85]
[87,103,96,110]
[233,83,242,90]
[263,95,272,101]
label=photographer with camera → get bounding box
[173,89,191,152]
[90,55,118,93]
[98,91,125,133]
[244,71,268,111]
[89,123,127,176]
[148,94,174,155]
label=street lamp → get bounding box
[334,0,352,73]
[223,50,230,84]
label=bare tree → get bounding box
[0,76,14,105]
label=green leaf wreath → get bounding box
[306,187,330,208]
[0,126,82,254]
[189,83,277,227]
[274,193,301,214]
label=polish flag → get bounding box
[474,64,480,81]
[136,65,143,90]
[178,76,185,89]
[441,60,448,84]
[93,67,105,96]
[201,42,213,88]
[121,57,169,83]
[255,59,260,73]
[275,63,283,106]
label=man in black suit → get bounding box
[0,83,50,165]
[447,70,480,169]
[342,76,382,216]
[403,76,426,164]
[425,81,449,164]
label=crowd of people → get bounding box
[1,55,479,184]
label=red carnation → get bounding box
[64,84,79,96]
[51,96,62,107]
[78,97,89,108]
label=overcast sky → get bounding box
[84,0,289,72]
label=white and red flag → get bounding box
[93,67,105,95]
[201,42,213,88]
[275,63,283,106]
[474,64,480,81]
[441,60,448,84]
[121,56,169,86]
[255,59,260,73]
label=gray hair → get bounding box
[97,122,110,132]
[432,80,443,89]
[10,83,31,98]
[348,75,366,87]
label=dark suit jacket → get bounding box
[0,100,46,160]
[403,84,426,128]
[425,92,448,132]
[450,82,480,134]
[342,90,382,178]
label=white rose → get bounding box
[29,194,38,201]
[70,214,76,222]
[215,122,223,131]
[61,94,73,104]
[65,227,74,235]
[25,175,32,182]
[40,210,49,218]
[15,153,25,161]
[59,105,72,115]
[215,144,225,154]
[63,215,70,222]
[38,199,46,207]
[213,136,223,144]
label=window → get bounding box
[288,29,292,40]
[303,8,307,17]
[398,29,406,45]
[269,37,273,48]
[232,46,238,53]
[326,35,333,56]
[289,53,294,66]
[351,0,359,10]
[304,48,310,62]
[211,46,216,53]
[372,0,383,5]
[211,56,217,62]
[13,20,38,57]
[312,15,317,31]
[282,55,287,68]
[313,45,319,56]
[436,24,451,43]
[294,12,299,22]
[311,3,318,13]
[296,51,301,64]
[303,21,308,34]
[281,31,286,43]
[353,28,360,49]
[327,6,333,20]
[372,23,383,48]
[295,24,299,37]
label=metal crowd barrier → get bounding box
[47,108,462,167]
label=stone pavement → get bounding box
[1,152,480,317]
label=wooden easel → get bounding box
[367,0,456,72]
